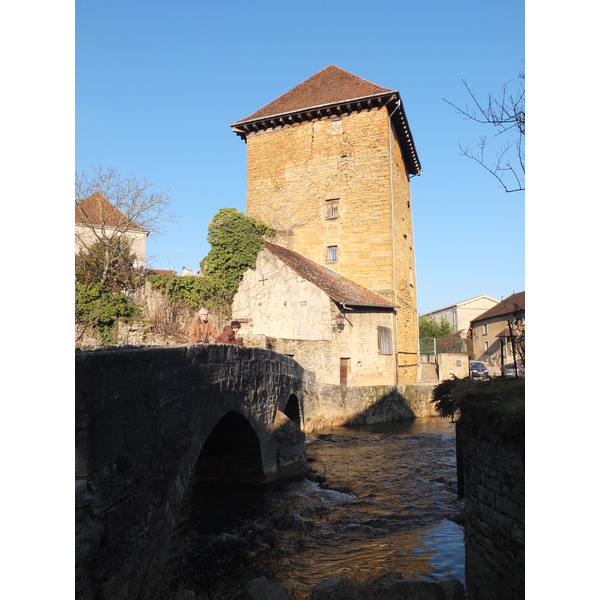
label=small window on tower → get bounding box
[327,246,338,262]
[326,198,339,219]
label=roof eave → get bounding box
[232,91,422,176]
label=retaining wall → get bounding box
[457,402,525,600]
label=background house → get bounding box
[231,65,421,384]
[470,291,525,365]
[233,241,397,386]
[75,193,149,267]
[420,295,500,338]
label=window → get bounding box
[326,198,339,219]
[483,324,488,335]
[484,341,489,352]
[327,246,338,262]
[378,327,393,355]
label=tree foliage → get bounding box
[75,237,143,293]
[147,208,273,321]
[444,72,525,193]
[419,315,455,338]
[200,208,273,292]
[75,283,141,344]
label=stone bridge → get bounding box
[75,344,316,600]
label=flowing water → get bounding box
[161,418,465,599]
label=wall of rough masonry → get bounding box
[456,403,525,600]
[244,107,418,384]
[75,345,312,600]
[302,382,437,432]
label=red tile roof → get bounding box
[234,65,394,123]
[75,193,147,231]
[231,65,421,176]
[471,291,525,323]
[263,240,394,308]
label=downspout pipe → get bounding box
[388,99,402,385]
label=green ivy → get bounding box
[76,283,141,344]
[201,208,272,292]
[148,208,272,317]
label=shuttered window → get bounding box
[327,246,338,262]
[378,326,393,355]
[326,198,339,219]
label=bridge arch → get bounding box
[75,344,317,600]
[195,410,265,484]
[283,393,302,426]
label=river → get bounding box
[159,417,465,599]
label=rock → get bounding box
[311,576,362,599]
[364,571,445,600]
[236,576,291,600]
[436,578,467,599]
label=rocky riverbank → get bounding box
[162,570,466,600]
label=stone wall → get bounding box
[438,353,470,381]
[456,402,525,600]
[76,345,312,600]
[244,107,418,384]
[302,383,437,432]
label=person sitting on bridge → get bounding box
[231,321,244,346]
[189,308,219,344]
[216,324,236,344]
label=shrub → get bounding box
[75,283,141,344]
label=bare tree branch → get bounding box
[443,72,525,193]
[75,165,179,286]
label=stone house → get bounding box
[470,291,525,364]
[420,294,500,338]
[231,65,422,384]
[75,193,149,268]
[233,241,398,386]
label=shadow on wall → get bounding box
[302,383,437,433]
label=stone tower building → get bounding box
[231,65,422,383]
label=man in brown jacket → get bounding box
[189,308,219,344]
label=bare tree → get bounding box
[444,72,525,193]
[75,165,178,286]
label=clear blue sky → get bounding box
[5,4,600,594]
[75,0,525,315]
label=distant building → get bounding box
[231,65,422,384]
[470,291,525,364]
[419,295,500,338]
[75,193,149,267]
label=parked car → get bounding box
[501,363,522,377]
[470,361,489,378]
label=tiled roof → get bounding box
[75,193,146,231]
[145,268,177,276]
[233,65,393,123]
[471,291,525,323]
[231,65,421,176]
[263,240,394,308]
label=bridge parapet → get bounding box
[76,344,315,600]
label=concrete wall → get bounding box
[457,402,525,600]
